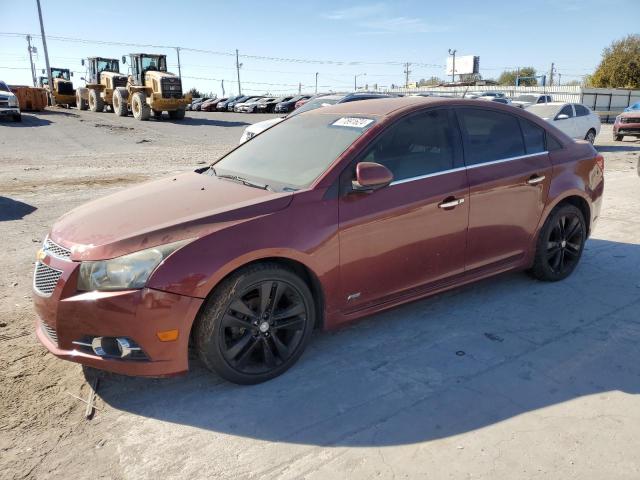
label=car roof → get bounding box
[302,96,439,117]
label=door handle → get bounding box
[527,175,546,185]
[438,198,465,209]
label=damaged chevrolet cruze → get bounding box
[34,97,604,384]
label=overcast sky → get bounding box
[2,0,638,96]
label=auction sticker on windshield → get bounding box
[331,117,375,129]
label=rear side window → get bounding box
[519,118,546,154]
[457,108,526,165]
[558,105,574,118]
[361,109,458,181]
[574,104,590,117]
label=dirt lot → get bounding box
[1,109,639,480]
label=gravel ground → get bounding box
[1,109,639,480]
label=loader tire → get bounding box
[76,88,88,110]
[113,87,129,116]
[169,107,186,120]
[89,89,104,112]
[131,91,150,121]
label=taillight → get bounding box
[595,153,604,172]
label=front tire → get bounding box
[530,204,586,281]
[88,89,104,112]
[13,113,22,122]
[585,129,596,144]
[113,88,128,117]
[76,88,88,110]
[168,107,186,120]
[131,91,150,121]
[195,263,315,384]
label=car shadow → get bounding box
[163,117,251,127]
[93,238,640,447]
[0,196,37,220]
[597,143,640,152]
[0,113,52,127]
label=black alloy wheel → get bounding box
[531,204,586,281]
[196,263,315,384]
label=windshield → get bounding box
[291,96,341,116]
[51,68,70,80]
[514,95,538,102]
[0,81,10,92]
[141,56,166,72]
[97,59,119,73]
[214,113,376,190]
[526,104,562,118]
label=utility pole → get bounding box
[515,67,520,87]
[315,72,318,94]
[36,0,53,101]
[221,79,225,96]
[557,73,562,86]
[298,82,301,94]
[175,47,182,81]
[448,49,457,83]
[235,49,242,96]
[26,35,37,87]
[404,62,411,88]
[549,62,555,86]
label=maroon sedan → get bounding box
[613,111,640,140]
[34,97,604,384]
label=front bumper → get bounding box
[149,94,190,111]
[0,107,20,116]
[33,253,204,377]
[614,122,640,136]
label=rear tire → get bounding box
[88,89,104,112]
[113,88,128,117]
[585,129,596,144]
[76,88,88,110]
[169,107,186,120]
[195,263,315,384]
[530,204,586,282]
[131,91,150,121]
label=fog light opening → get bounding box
[88,336,146,360]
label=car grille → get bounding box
[34,262,63,296]
[113,76,127,88]
[161,78,183,99]
[57,81,74,95]
[44,237,71,260]
[41,321,58,346]
[622,117,640,123]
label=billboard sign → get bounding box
[446,55,480,75]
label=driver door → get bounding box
[338,108,469,312]
[554,104,577,138]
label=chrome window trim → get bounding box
[389,151,548,186]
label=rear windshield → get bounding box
[526,104,562,118]
[213,114,376,190]
[514,95,538,102]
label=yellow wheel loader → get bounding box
[112,53,191,121]
[76,57,128,112]
[38,68,76,107]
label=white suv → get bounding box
[0,81,21,122]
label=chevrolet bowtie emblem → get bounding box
[36,248,46,262]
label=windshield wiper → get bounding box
[214,171,270,191]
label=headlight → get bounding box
[8,96,18,107]
[77,240,190,291]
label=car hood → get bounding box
[0,91,17,99]
[51,171,293,261]
[619,111,640,118]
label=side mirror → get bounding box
[556,113,569,120]
[122,56,127,65]
[81,59,85,66]
[81,77,86,82]
[352,162,393,192]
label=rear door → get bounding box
[456,107,552,272]
[338,108,469,310]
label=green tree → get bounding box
[417,76,442,87]
[590,34,640,88]
[498,67,537,86]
